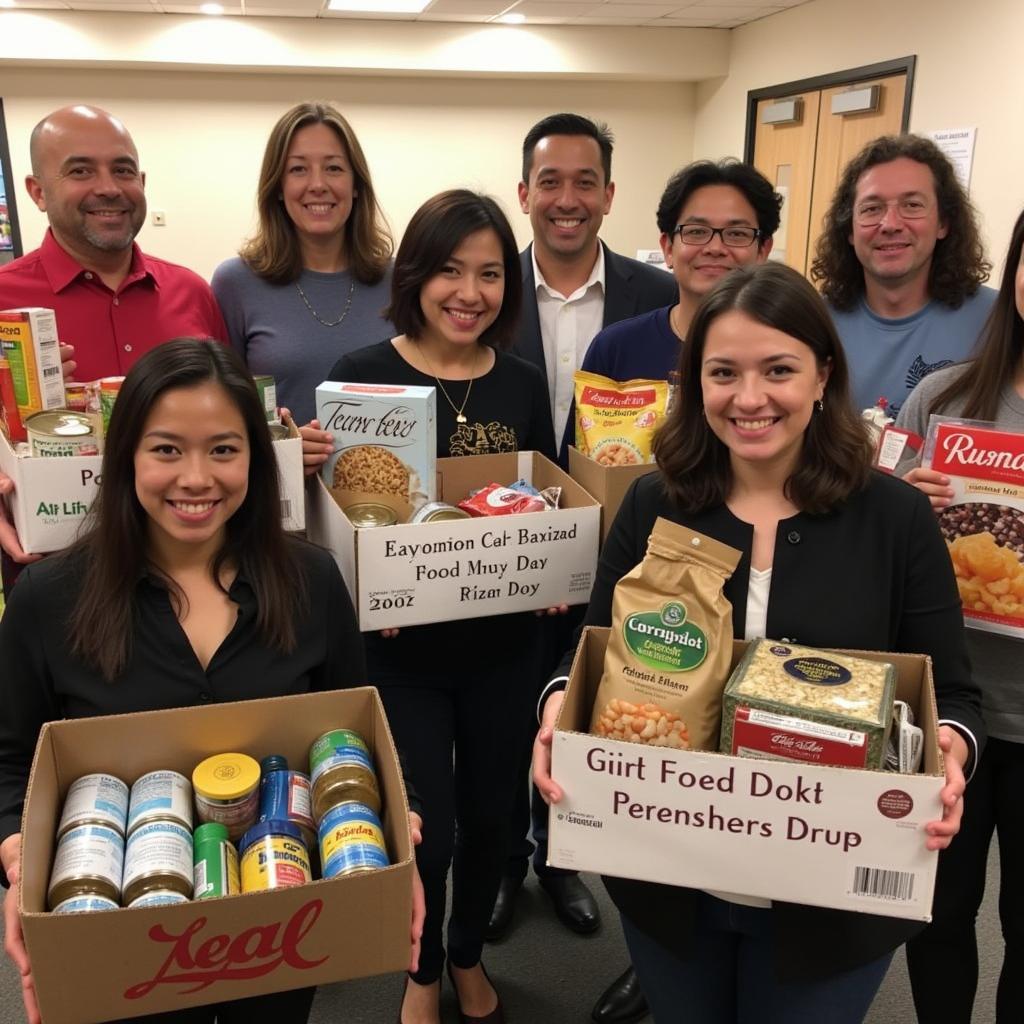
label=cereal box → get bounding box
[316,382,436,511]
[0,308,64,421]
[923,416,1024,638]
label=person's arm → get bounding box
[0,475,41,565]
[209,264,248,357]
[2,832,40,1024]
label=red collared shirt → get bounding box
[0,230,228,382]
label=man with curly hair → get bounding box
[810,134,995,415]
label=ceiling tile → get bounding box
[243,0,324,11]
[421,0,512,14]
[584,3,681,15]
[158,1,244,11]
[685,4,780,17]
[2,0,70,8]
[65,1,156,8]
[510,1,596,17]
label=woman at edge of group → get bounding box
[532,262,984,1024]
[329,189,556,1024]
[899,208,1024,1024]
[0,340,424,1024]
[211,101,394,429]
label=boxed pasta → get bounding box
[0,308,64,422]
[720,640,896,769]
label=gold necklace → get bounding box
[419,345,479,425]
[295,275,355,328]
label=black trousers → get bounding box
[112,986,316,1022]
[906,736,1024,1023]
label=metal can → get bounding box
[47,824,124,909]
[52,894,119,915]
[128,889,191,909]
[268,422,290,442]
[122,819,194,906]
[309,729,381,823]
[409,501,471,524]
[98,376,124,434]
[239,820,311,893]
[26,410,100,458]
[318,802,390,878]
[193,822,240,901]
[343,503,398,529]
[258,756,316,850]
[57,773,129,838]
[127,770,193,834]
[192,752,261,842]
[63,382,88,412]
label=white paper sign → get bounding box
[927,128,976,189]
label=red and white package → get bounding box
[457,483,546,517]
[728,706,872,769]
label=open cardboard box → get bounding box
[307,451,601,630]
[0,421,305,554]
[548,628,945,922]
[19,688,413,1024]
[567,446,657,543]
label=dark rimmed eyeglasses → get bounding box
[671,224,762,248]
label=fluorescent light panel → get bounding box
[327,0,432,12]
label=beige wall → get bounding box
[694,0,1024,277]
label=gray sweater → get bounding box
[897,363,1024,742]
[211,256,393,424]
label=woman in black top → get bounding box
[330,190,554,1024]
[533,264,984,1024]
[0,340,424,1024]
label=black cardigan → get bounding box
[547,469,984,982]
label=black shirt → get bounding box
[0,539,366,848]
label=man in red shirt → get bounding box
[0,104,227,581]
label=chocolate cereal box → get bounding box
[316,382,436,512]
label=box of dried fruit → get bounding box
[923,416,1024,639]
[720,640,896,769]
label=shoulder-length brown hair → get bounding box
[240,102,392,286]
[927,208,1024,420]
[654,262,872,514]
[65,340,307,681]
[810,134,991,312]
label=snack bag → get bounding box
[458,483,547,517]
[574,370,668,466]
[590,519,741,749]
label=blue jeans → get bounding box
[622,895,893,1024]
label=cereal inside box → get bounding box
[720,640,896,769]
[316,382,436,512]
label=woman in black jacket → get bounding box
[533,263,983,1024]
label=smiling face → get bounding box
[418,228,505,350]
[701,310,829,478]
[280,122,356,254]
[134,381,250,562]
[849,157,948,292]
[26,107,146,263]
[518,134,614,267]
[661,184,771,308]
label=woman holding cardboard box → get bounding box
[897,209,1024,1024]
[533,262,983,1024]
[0,340,425,1024]
[329,189,555,1024]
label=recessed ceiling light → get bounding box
[0,0,17,10]
[199,2,224,13]
[327,0,431,13]
[499,12,526,24]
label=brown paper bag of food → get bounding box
[590,518,741,750]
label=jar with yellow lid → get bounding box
[192,752,261,842]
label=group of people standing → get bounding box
[0,96,1018,1024]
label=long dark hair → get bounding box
[810,134,991,311]
[654,263,872,514]
[927,209,1024,419]
[67,340,306,680]
[386,189,522,351]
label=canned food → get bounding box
[63,382,88,412]
[239,820,311,893]
[99,377,124,434]
[128,889,191,909]
[343,503,398,529]
[309,729,381,822]
[258,756,315,850]
[318,802,390,878]
[122,820,194,906]
[47,824,124,909]
[52,894,119,915]
[57,773,129,838]
[409,501,471,524]
[127,770,193,834]
[192,752,261,842]
[268,422,289,442]
[193,822,240,900]
[26,411,100,458]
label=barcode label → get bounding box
[43,366,62,378]
[852,866,915,902]
[280,499,292,521]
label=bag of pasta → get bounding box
[590,519,741,750]
[574,370,668,466]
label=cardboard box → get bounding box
[548,628,945,922]
[568,446,657,543]
[20,687,414,1024]
[0,422,305,554]
[307,450,601,630]
[0,308,64,420]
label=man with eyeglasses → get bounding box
[811,134,994,416]
[557,159,780,463]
